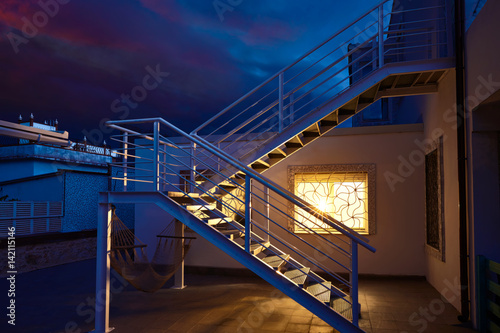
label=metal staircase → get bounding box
[94,1,454,332]
[191,0,453,187]
[101,118,374,333]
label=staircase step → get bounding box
[262,254,290,270]
[170,197,197,204]
[251,161,269,172]
[167,191,200,198]
[200,194,220,203]
[301,131,320,145]
[307,281,332,304]
[186,204,216,212]
[284,267,310,287]
[284,137,303,155]
[332,296,353,320]
[205,217,233,226]
[218,229,243,240]
[250,241,270,255]
[267,157,285,167]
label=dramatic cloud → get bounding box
[0,0,484,145]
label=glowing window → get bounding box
[293,171,370,234]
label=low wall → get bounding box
[0,230,97,276]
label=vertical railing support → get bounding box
[162,143,167,191]
[289,92,295,125]
[378,4,384,68]
[190,142,196,193]
[173,220,186,289]
[245,174,252,252]
[278,72,284,133]
[95,197,112,333]
[351,240,359,327]
[153,121,160,191]
[264,186,270,242]
[123,132,128,192]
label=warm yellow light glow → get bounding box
[294,172,368,233]
[316,198,328,212]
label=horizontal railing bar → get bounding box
[390,4,444,15]
[110,177,153,184]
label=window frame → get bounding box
[287,164,376,235]
[424,136,445,262]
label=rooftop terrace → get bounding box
[0,258,477,333]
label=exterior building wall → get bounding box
[418,70,462,311]
[262,125,427,276]
[135,125,428,275]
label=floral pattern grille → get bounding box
[294,172,368,232]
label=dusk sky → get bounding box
[0,0,484,145]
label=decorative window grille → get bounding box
[288,164,376,235]
[424,136,445,261]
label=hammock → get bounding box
[110,209,195,292]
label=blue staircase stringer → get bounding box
[102,191,365,333]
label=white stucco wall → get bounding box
[418,69,463,311]
[262,125,427,276]
[136,125,428,275]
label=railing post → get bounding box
[173,220,186,289]
[278,72,284,133]
[245,174,252,252]
[264,186,270,243]
[190,142,196,193]
[351,239,359,327]
[378,4,384,68]
[162,143,167,192]
[289,92,295,125]
[95,198,112,333]
[153,121,160,191]
[123,132,128,192]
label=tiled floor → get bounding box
[0,259,477,333]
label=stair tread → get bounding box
[262,254,290,269]
[205,217,233,225]
[250,242,270,255]
[218,229,242,235]
[186,204,216,211]
[284,267,311,286]
[307,282,332,303]
[332,296,353,319]
[167,191,200,198]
